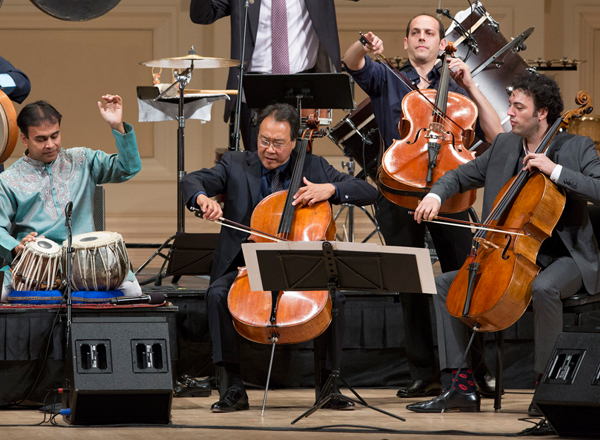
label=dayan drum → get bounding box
[64,231,130,291]
[11,238,63,291]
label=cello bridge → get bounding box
[426,122,445,142]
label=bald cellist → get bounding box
[343,14,502,400]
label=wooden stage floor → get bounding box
[0,388,559,439]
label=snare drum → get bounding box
[65,231,130,291]
[11,238,63,291]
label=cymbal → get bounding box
[140,54,240,69]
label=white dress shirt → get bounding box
[249,0,319,74]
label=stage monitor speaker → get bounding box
[533,331,600,437]
[62,316,173,425]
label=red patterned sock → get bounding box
[451,368,477,394]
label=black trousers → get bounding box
[375,197,476,382]
[206,269,345,373]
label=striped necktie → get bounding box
[271,169,284,193]
[271,0,290,74]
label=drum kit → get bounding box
[10,231,129,293]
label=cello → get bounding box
[378,42,479,214]
[446,91,594,332]
[227,117,335,346]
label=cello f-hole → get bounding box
[501,234,512,260]
[406,128,427,145]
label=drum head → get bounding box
[28,238,61,255]
[29,0,121,22]
[0,90,17,163]
[71,231,121,247]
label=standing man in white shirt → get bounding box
[190,0,342,151]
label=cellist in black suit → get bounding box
[182,103,378,412]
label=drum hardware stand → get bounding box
[333,157,382,244]
[470,27,534,77]
[231,0,252,152]
[135,52,195,284]
[437,8,479,58]
[64,201,74,349]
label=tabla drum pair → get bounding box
[11,231,129,291]
[64,231,130,291]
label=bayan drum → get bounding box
[65,231,130,291]
[11,238,63,291]
[327,97,382,181]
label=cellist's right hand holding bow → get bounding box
[195,194,223,221]
[360,32,384,56]
[414,196,441,224]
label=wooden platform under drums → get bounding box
[0,388,556,439]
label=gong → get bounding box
[30,0,121,21]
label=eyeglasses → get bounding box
[259,137,293,150]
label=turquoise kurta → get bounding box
[0,122,141,263]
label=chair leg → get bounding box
[494,330,504,411]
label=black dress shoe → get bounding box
[323,398,355,410]
[475,372,505,398]
[396,379,442,398]
[210,385,249,412]
[406,388,480,413]
[174,375,212,397]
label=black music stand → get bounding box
[242,241,436,424]
[244,73,354,128]
[135,233,218,286]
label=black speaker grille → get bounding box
[74,393,172,425]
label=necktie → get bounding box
[271,0,290,74]
[271,169,284,193]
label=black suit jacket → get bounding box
[190,0,342,120]
[430,132,600,295]
[0,56,31,104]
[181,150,378,281]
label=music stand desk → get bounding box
[243,73,354,110]
[242,241,436,295]
[242,241,435,423]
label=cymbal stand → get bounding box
[333,158,381,243]
[231,0,252,151]
[330,131,382,243]
[135,62,193,284]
